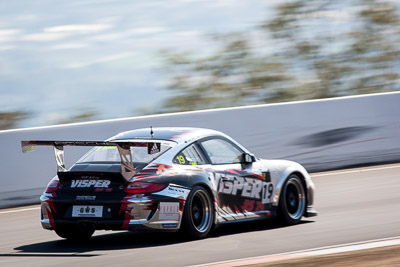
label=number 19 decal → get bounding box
[262,183,274,204]
[176,155,186,165]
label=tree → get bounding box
[57,109,99,124]
[159,33,291,113]
[157,0,400,113]
[348,0,400,93]
[263,0,356,98]
[264,0,400,97]
[0,111,30,130]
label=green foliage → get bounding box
[158,0,400,113]
[0,111,30,130]
[0,109,99,130]
[159,33,292,112]
[57,110,98,124]
[347,0,400,93]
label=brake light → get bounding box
[45,176,60,193]
[124,182,167,194]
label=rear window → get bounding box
[76,140,175,164]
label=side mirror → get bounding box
[239,153,256,164]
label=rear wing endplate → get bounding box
[21,140,139,180]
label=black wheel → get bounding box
[55,223,95,241]
[181,185,214,239]
[278,174,306,225]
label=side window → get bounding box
[201,138,243,164]
[174,144,206,165]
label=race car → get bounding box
[21,127,317,240]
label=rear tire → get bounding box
[181,186,214,239]
[278,174,306,225]
[55,223,95,241]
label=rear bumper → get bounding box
[40,194,184,232]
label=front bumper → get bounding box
[305,206,318,217]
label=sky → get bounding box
[0,0,278,128]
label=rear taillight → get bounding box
[45,176,60,193]
[124,182,167,194]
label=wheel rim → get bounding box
[190,190,212,233]
[284,177,305,220]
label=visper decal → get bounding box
[71,180,111,188]
[217,174,274,204]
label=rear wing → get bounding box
[21,140,146,180]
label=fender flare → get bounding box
[272,163,314,207]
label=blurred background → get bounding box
[1,0,399,130]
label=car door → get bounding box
[199,137,273,222]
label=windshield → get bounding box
[76,140,176,164]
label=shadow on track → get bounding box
[10,219,315,257]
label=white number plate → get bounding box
[72,205,103,217]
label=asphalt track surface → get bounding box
[1,164,399,267]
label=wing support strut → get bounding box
[21,140,137,180]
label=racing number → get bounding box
[262,183,274,200]
[176,155,186,165]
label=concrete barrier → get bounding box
[1,92,399,208]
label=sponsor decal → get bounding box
[217,174,274,204]
[76,196,96,200]
[71,179,111,188]
[72,205,103,217]
[162,223,178,229]
[159,202,180,220]
[148,142,161,154]
[262,171,271,182]
[153,185,189,199]
[241,200,266,212]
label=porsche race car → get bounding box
[21,127,317,240]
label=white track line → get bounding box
[311,164,400,177]
[190,236,400,267]
[0,206,40,214]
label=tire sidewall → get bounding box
[181,185,215,239]
[278,174,306,225]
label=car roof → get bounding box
[109,127,225,145]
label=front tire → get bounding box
[278,174,306,225]
[181,185,214,239]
